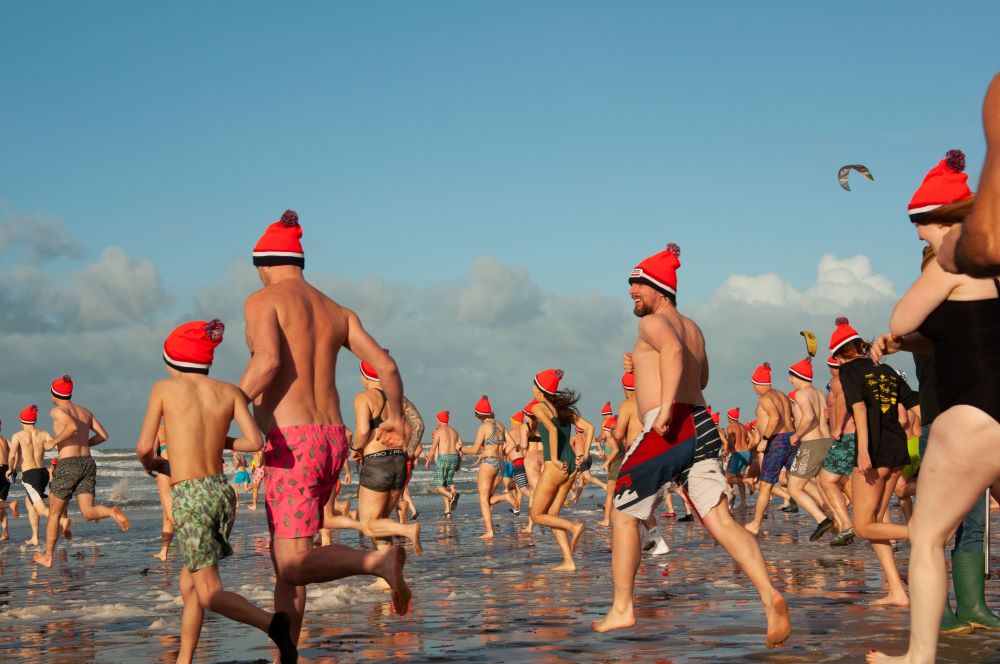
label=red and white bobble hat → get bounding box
[164,319,225,374]
[511,411,525,425]
[534,368,564,395]
[523,400,538,416]
[253,210,304,268]
[20,404,38,425]
[621,372,635,391]
[436,410,450,425]
[908,150,973,223]
[600,401,613,417]
[360,361,379,382]
[474,395,493,417]
[51,375,74,399]
[727,407,740,422]
[829,317,861,356]
[751,362,771,386]
[789,357,813,382]
[629,243,682,302]
[827,356,840,369]
[602,416,617,432]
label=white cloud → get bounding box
[0,207,84,261]
[0,234,914,446]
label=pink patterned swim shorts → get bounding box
[264,424,348,539]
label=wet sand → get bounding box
[3,461,1000,663]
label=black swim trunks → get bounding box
[359,449,408,492]
[22,468,48,504]
[49,456,97,500]
[0,465,9,501]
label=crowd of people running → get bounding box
[1,73,999,664]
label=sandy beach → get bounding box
[0,450,997,663]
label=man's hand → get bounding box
[623,352,634,373]
[146,457,169,477]
[377,416,408,446]
[651,408,672,436]
[856,454,873,478]
[938,224,962,273]
[871,333,903,363]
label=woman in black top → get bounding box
[832,324,918,610]
[869,151,1000,663]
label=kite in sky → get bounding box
[838,164,874,191]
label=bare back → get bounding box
[435,425,461,455]
[12,429,50,470]
[246,279,348,432]
[796,385,831,440]
[632,309,707,418]
[756,390,794,437]
[727,422,750,452]
[51,402,100,459]
[157,376,250,484]
[616,397,643,443]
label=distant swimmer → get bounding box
[0,422,19,540]
[468,397,507,540]
[426,409,462,519]
[240,210,411,635]
[744,363,795,536]
[527,369,589,571]
[136,319,297,664]
[34,375,130,568]
[8,405,69,546]
[594,243,789,649]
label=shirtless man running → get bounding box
[34,375,130,567]
[786,357,836,542]
[240,210,410,641]
[426,410,462,517]
[0,425,19,540]
[8,405,70,546]
[744,363,796,536]
[594,243,790,648]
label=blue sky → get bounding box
[1,3,997,445]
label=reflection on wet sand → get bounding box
[3,490,1000,662]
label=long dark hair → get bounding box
[836,338,872,360]
[545,389,581,426]
[919,196,975,226]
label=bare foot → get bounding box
[597,519,610,527]
[248,504,257,511]
[62,518,72,540]
[153,549,168,561]
[571,523,586,552]
[872,592,910,608]
[0,533,7,541]
[764,591,791,648]
[866,650,911,663]
[24,537,39,546]
[552,561,576,572]
[111,507,130,532]
[9,500,19,518]
[744,522,760,536]
[477,533,494,540]
[591,605,636,632]
[367,577,392,591]
[377,545,411,616]
[33,552,52,568]
[408,523,422,554]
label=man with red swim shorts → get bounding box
[240,210,412,644]
[593,242,790,650]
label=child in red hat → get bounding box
[135,319,298,664]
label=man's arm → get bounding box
[950,74,1000,276]
[136,385,166,475]
[89,415,109,447]
[757,399,779,439]
[239,294,282,402]
[790,393,817,444]
[638,316,683,435]
[48,409,78,449]
[424,431,439,468]
[7,436,20,477]
[352,393,373,456]
[343,308,405,442]
[231,390,264,453]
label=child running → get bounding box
[135,319,297,664]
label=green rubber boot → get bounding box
[941,596,974,635]
[954,551,1000,630]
